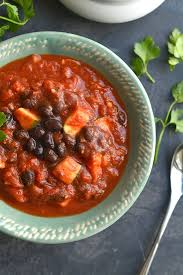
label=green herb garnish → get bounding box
[0,112,7,141]
[131,36,160,83]
[0,0,35,39]
[0,130,6,141]
[168,28,183,71]
[154,81,183,164]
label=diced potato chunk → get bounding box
[53,156,81,184]
[87,153,102,183]
[14,108,40,130]
[64,106,93,137]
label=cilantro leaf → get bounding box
[168,57,180,71]
[173,35,183,58]
[0,130,6,142]
[0,112,7,142]
[6,3,20,22]
[131,57,145,76]
[172,81,183,103]
[168,28,183,71]
[134,36,160,63]
[6,2,20,31]
[169,28,181,44]
[154,80,183,164]
[131,36,160,83]
[170,109,183,132]
[0,0,35,39]
[0,112,7,127]
[0,25,9,37]
[13,0,35,19]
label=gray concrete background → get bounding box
[1,0,183,274]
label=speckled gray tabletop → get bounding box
[1,0,183,274]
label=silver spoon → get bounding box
[139,144,183,275]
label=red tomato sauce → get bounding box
[0,54,129,217]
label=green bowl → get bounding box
[0,32,155,243]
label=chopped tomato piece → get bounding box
[87,153,102,183]
[8,188,27,203]
[12,80,28,93]
[95,117,111,132]
[3,167,23,188]
[0,146,7,168]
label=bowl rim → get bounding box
[60,0,166,23]
[0,31,156,243]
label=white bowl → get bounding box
[59,0,166,23]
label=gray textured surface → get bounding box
[1,0,183,274]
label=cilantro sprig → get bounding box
[131,36,160,83]
[154,81,183,164]
[168,28,183,71]
[0,112,7,141]
[0,0,35,39]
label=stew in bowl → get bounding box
[0,54,129,217]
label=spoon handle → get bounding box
[139,193,181,275]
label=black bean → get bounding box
[23,98,37,109]
[21,170,35,186]
[44,148,58,163]
[25,137,36,152]
[43,132,55,149]
[34,143,44,158]
[57,142,66,158]
[97,134,107,148]
[20,91,30,101]
[83,127,95,142]
[5,112,12,122]
[53,132,63,145]
[14,129,29,142]
[53,102,65,115]
[118,111,127,126]
[5,112,15,127]
[76,142,90,159]
[30,125,45,139]
[76,142,85,155]
[44,118,62,132]
[39,105,53,117]
[63,134,76,150]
